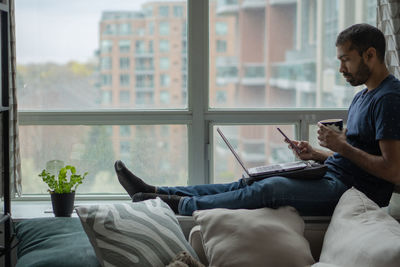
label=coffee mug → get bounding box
[318,119,343,132]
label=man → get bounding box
[115,24,400,216]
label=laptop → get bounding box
[216,127,308,177]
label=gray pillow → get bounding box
[318,187,400,267]
[76,198,198,267]
[193,206,315,267]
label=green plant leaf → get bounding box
[39,164,88,194]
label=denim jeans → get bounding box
[157,172,349,216]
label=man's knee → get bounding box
[253,177,297,206]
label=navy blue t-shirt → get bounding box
[325,74,400,207]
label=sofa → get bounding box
[15,187,400,267]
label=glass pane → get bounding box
[213,124,296,183]
[209,0,377,108]
[20,125,188,194]
[16,0,187,110]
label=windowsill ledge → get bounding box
[9,193,400,222]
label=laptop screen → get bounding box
[216,128,250,176]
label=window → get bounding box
[100,40,112,53]
[102,91,112,104]
[120,141,131,154]
[209,0,371,109]
[216,90,227,103]
[136,58,154,71]
[159,6,169,17]
[216,40,227,52]
[174,6,184,18]
[101,74,112,86]
[17,1,373,196]
[135,40,146,54]
[100,57,112,70]
[160,74,170,87]
[119,40,130,53]
[159,40,169,52]
[215,22,228,35]
[119,23,132,35]
[182,40,187,53]
[119,57,130,69]
[148,21,155,35]
[159,21,169,35]
[149,40,154,53]
[160,57,169,70]
[120,74,130,86]
[136,92,154,105]
[103,24,116,35]
[120,125,131,136]
[119,90,130,103]
[160,90,170,104]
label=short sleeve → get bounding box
[374,94,400,140]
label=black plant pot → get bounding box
[50,192,75,217]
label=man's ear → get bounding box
[364,47,376,62]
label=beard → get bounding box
[343,58,371,86]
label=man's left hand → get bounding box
[317,123,347,153]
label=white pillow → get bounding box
[193,206,315,267]
[318,187,400,267]
[76,198,198,267]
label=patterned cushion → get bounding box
[75,198,198,267]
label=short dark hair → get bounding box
[336,23,386,62]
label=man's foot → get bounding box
[132,192,182,214]
[114,160,156,198]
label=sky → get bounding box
[16,0,154,64]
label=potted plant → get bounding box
[39,164,88,217]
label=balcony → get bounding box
[269,60,316,92]
[216,57,239,84]
[135,86,154,93]
[242,0,267,10]
[242,64,266,86]
[135,67,154,74]
[216,66,239,85]
[134,51,154,58]
[269,0,297,6]
[216,0,240,16]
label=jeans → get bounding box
[157,172,349,216]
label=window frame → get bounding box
[17,0,347,200]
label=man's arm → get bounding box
[318,124,400,184]
[339,139,400,184]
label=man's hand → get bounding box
[288,140,315,160]
[317,123,347,153]
[287,139,334,163]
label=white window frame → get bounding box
[17,0,347,199]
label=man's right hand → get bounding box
[288,140,315,160]
[288,140,333,162]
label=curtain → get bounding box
[9,0,22,197]
[377,0,400,79]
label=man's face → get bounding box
[337,41,371,86]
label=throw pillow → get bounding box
[318,187,400,267]
[15,217,100,267]
[75,198,198,267]
[192,206,315,267]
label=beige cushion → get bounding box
[192,206,315,267]
[318,187,400,267]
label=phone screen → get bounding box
[277,127,301,155]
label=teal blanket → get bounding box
[16,217,100,267]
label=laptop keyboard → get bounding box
[254,164,283,173]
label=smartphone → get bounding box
[277,127,302,155]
